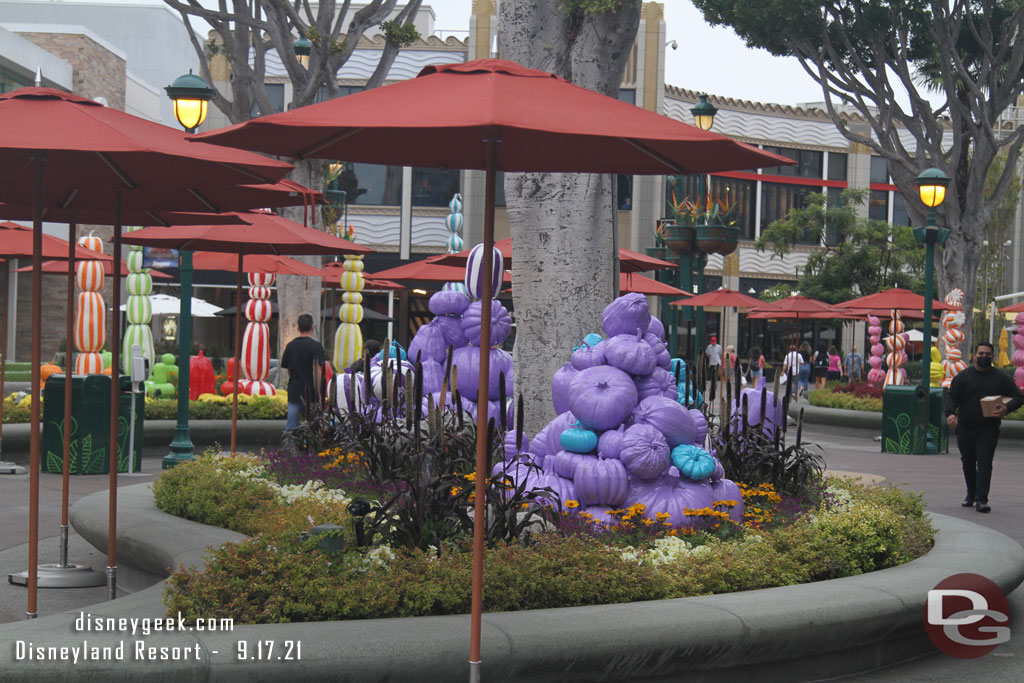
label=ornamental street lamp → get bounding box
[913,167,950,454]
[162,70,215,468]
[294,36,312,69]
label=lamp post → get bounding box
[913,167,950,454]
[294,36,312,69]
[162,71,214,468]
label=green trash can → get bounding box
[881,384,948,454]
[42,374,143,474]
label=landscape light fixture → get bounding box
[165,70,214,133]
[294,35,313,69]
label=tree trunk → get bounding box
[499,0,641,435]
[276,159,326,359]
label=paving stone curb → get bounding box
[0,484,1020,682]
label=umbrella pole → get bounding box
[27,153,44,619]
[230,255,243,456]
[107,194,123,601]
[61,221,76,566]
[469,136,497,681]
[0,258,8,465]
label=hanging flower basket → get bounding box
[696,224,740,255]
[662,224,698,255]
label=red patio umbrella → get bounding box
[747,295,846,319]
[619,273,690,297]
[834,288,949,312]
[16,259,172,279]
[669,287,763,309]
[124,213,373,454]
[194,58,793,673]
[369,256,513,284]
[0,204,249,228]
[191,251,326,276]
[431,237,677,275]
[999,301,1024,313]
[0,86,294,617]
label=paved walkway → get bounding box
[0,420,1022,680]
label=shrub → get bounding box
[808,390,882,412]
[832,381,883,399]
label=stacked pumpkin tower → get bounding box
[503,293,744,530]
[73,232,106,375]
[883,311,907,386]
[333,254,365,371]
[240,272,276,396]
[122,227,155,375]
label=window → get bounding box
[412,168,460,207]
[665,175,755,239]
[870,156,889,184]
[617,175,633,210]
[827,153,848,181]
[0,66,31,94]
[251,83,285,117]
[617,89,636,105]
[825,188,844,245]
[495,171,506,208]
[316,85,363,103]
[334,163,403,206]
[762,146,823,179]
[868,190,889,221]
[891,192,911,226]
[760,182,816,243]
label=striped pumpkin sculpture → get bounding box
[883,310,906,386]
[443,194,468,295]
[122,229,155,376]
[333,254,365,370]
[73,232,106,375]
[941,288,967,387]
[241,272,276,396]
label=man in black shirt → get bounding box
[281,313,325,433]
[944,341,1024,513]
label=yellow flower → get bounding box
[462,472,477,482]
[450,486,462,496]
[564,499,580,509]
[655,512,671,522]
[641,518,655,526]
[580,512,594,520]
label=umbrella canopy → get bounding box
[121,211,373,257]
[15,259,171,279]
[835,288,948,312]
[999,300,1024,313]
[0,88,292,193]
[119,294,221,317]
[619,273,690,296]
[370,257,513,284]
[669,287,763,309]
[1,221,113,261]
[747,295,850,320]
[318,263,405,290]
[191,252,326,276]
[195,59,792,174]
[0,204,248,228]
[431,237,677,274]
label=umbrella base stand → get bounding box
[9,563,106,588]
[0,461,27,475]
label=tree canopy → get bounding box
[692,0,1024,344]
[756,190,924,303]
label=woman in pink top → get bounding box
[826,345,843,382]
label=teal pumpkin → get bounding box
[560,421,598,453]
[670,444,717,481]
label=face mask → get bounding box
[977,356,993,369]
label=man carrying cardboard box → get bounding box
[944,341,1024,513]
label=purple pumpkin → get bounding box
[603,331,657,376]
[689,409,708,447]
[419,359,445,394]
[552,450,589,478]
[543,411,579,457]
[597,424,627,460]
[408,322,448,364]
[429,289,470,316]
[709,478,745,524]
[585,505,616,523]
[632,395,696,447]
[502,430,530,459]
[533,473,577,510]
[619,423,671,479]
[573,457,629,507]
[601,293,652,338]
[432,314,468,349]
[634,367,677,401]
[647,316,666,341]
[452,345,513,401]
[568,365,638,431]
[421,390,474,417]
[531,424,551,458]
[552,362,578,415]
[462,299,513,346]
[710,456,725,482]
[628,475,716,528]
[571,342,607,371]
[731,386,785,438]
[655,347,672,370]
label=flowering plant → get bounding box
[664,188,737,228]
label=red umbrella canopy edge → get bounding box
[669,288,764,308]
[0,221,113,260]
[195,59,794,175]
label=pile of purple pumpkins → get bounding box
[499,293,745,529]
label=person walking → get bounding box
[944,342,1024,513]
[281,313,326,433]
[705,335,722,401]
[844,345,863,382]
[812,343,830,390]
[798,341,813,398]
[826,345,843,382]
[782,344,802,399]
[747,346,765,382]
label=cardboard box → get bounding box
[981,395,1012,417]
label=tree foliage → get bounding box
[756,190,924,303]
[692,0,1024,343]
